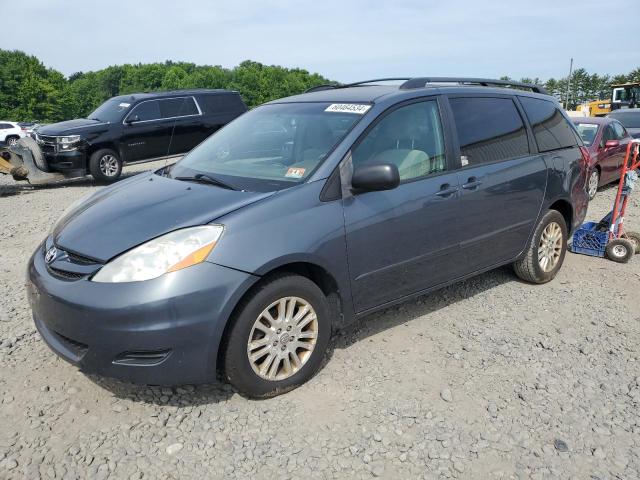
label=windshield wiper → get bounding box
[174,173,238,191]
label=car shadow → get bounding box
[330,265,515,352]
[86,374,235,406]
[89,266,516,405]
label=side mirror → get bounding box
[124,115,139,124]
[351,163,400,192]
[605,139,620,149]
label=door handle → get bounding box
[462,177,482,190]
[435,184,458,198]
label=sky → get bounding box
[3,0,639,82]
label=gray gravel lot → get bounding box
[1,163,639,479]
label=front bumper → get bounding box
[43,149,86,173]
[26,243,258,385]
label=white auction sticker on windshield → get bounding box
[285,167,306,178]
[118,102,131,109]
[325,104,371,115]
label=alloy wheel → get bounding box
[7,137,18,146]
[99,154,119,177]
[588,171,598,199]
[538,221,563,272]
[246,296,318,381]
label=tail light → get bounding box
[579,146,591,194]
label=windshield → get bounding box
[574,123,599,146]
[168,102,367,191]
[609,112,640,129]
[88,98,132,123]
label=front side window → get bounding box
[574,123,599,146]
[602,125,616,143]
[519,96,577,152]
[351,100,446,181]
[449,97,529,166]
[129,100,161,122]
[159,97,199,119]
[612,122,628,139]
[169,102,365,191]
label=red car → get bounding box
[573,116,633,199]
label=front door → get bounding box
[596,123,624,183]
[446,95,547,272]
[342,99,465,313]
[121,99,171,162]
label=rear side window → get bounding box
[159,97,199,118]
[0,123,12,129]
[449,97,529,166]
[520,97,577,152]
[198,94,245,114]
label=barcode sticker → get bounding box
[325,104,371,115]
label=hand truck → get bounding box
[570,139,640,263]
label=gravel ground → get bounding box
[1,163,639,480]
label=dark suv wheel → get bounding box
[89,149,122,183]
[223,274,332,398]
[514,210,567,284]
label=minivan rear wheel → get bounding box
[223,274,331,398]
[89,149,122,183]
[513,210,567,284]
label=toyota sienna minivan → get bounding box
[27,77,589,398]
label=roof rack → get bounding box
[399,77,548,94]
[305,77,549,95]
[304,78,412,93]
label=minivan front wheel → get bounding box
[514,210,567,284]
[223,274,331,398]
[89,149,122,183]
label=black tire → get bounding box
[587,169,599,200]
[6,136,19,147]
[223,274,332,398]
[513,210,568,284]
[16,136,49,172]
[623,231,640,254]
[606,238,634,263]
[89,149,122,183]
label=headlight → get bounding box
[91,225,224,283]
[57,135,81,151]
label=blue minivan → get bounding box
[27,78,589,397]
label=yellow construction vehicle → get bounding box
[0,137,65,184]
[578,99,612,117]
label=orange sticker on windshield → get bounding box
[285,167,306,178]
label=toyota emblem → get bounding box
[45,246,58,264]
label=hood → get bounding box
[38,118,107,136]
[628,128,640,138]
[54,173,274,262]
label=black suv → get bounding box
[35,89,247,182]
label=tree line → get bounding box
[502,67,640,108]
[0,50,330,123]
[1,49,639,123]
